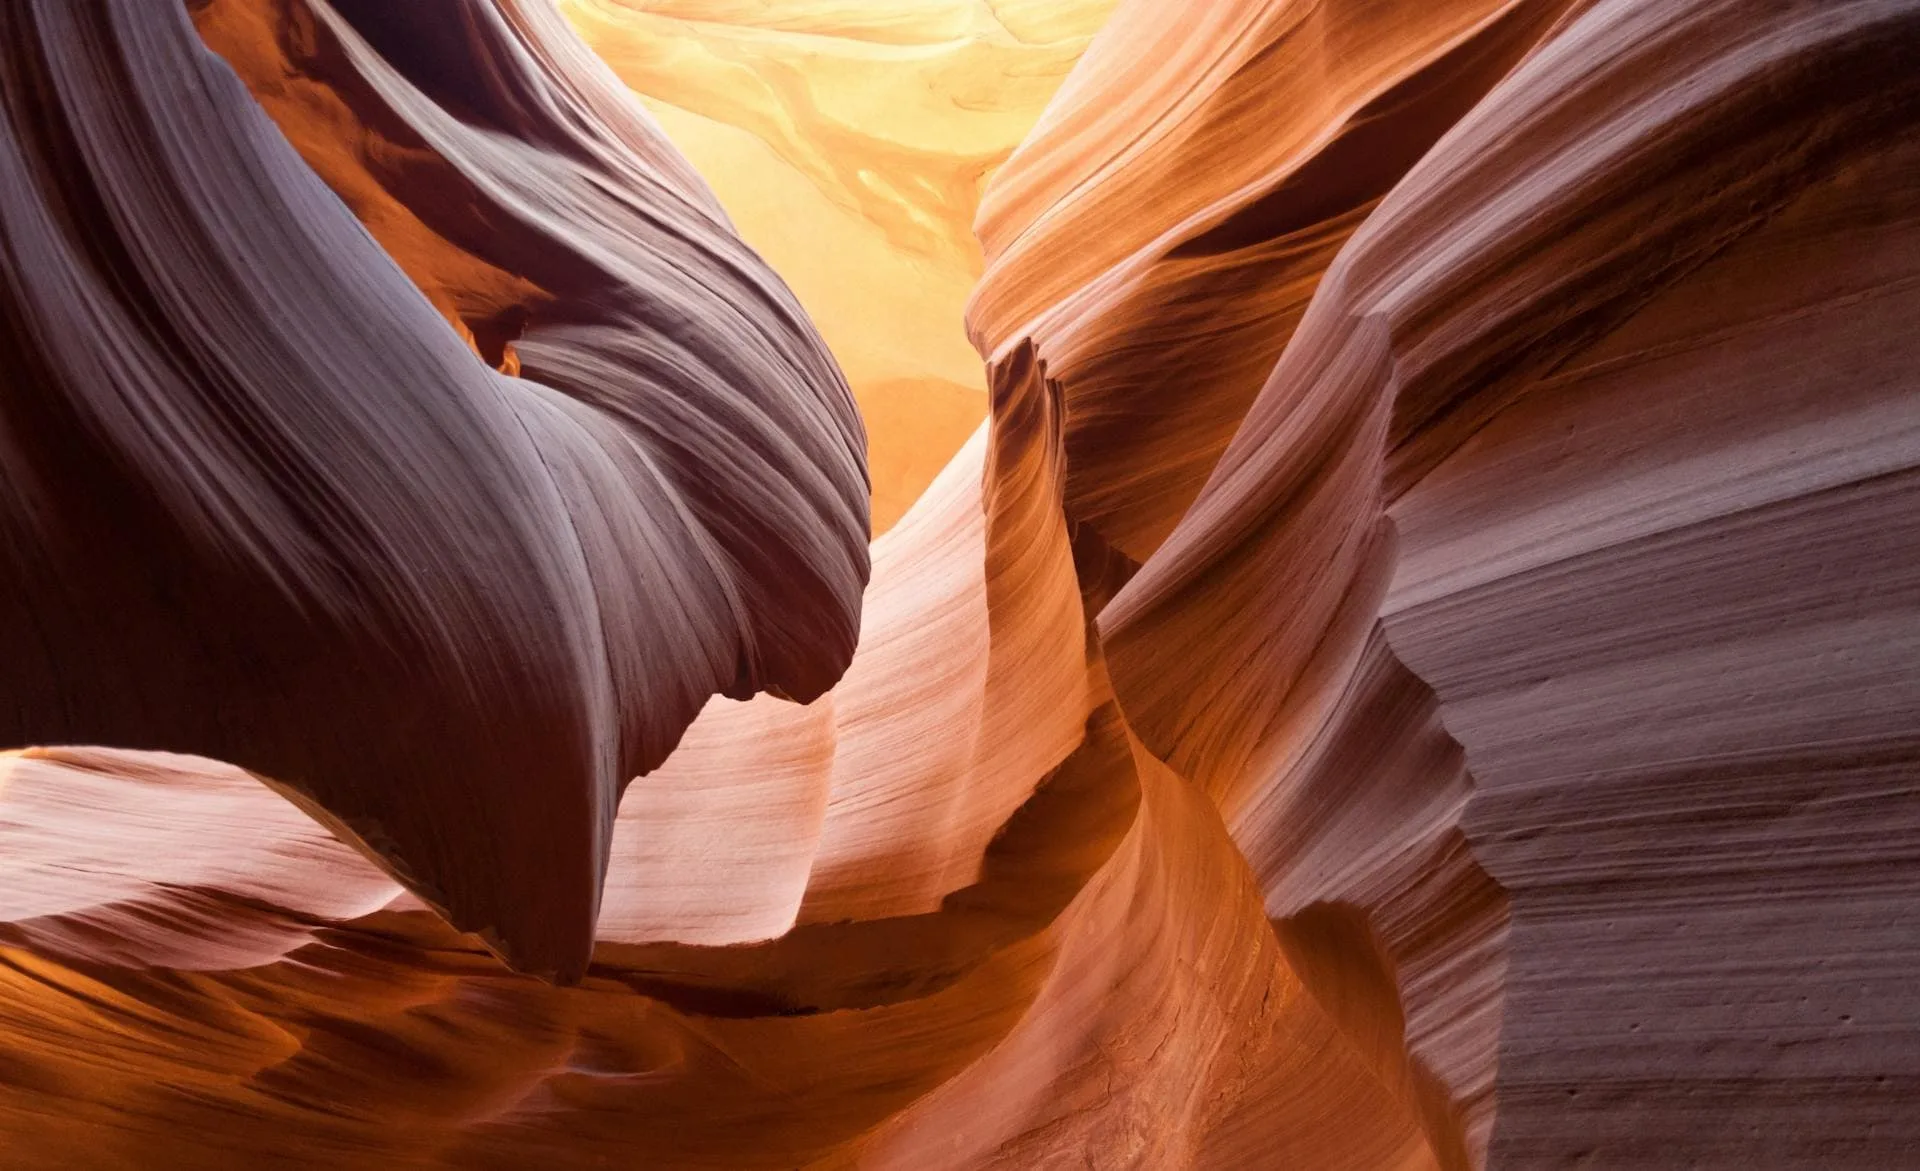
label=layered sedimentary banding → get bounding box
[0,0,868,979]
[2,0,1919,1166]
[1089,0,1920,1163]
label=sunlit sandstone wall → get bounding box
[977,0,1920,1164]
[559,0,1117,531]
[1,0,1918,1168]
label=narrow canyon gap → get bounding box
[1,0,1918,1167]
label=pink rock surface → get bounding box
[1,0,1917,1165]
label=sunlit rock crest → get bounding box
[558,0,1117,532]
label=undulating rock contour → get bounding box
[1,0,1916,1166]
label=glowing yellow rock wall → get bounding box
[558,0,1117,531]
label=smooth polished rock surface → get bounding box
[1,0,868,979]
[1,0,1916,1166]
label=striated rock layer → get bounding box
[2,0,1919,1167]
[1079,0,1920,1164]
[0,0,869,979]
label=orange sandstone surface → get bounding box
[556,0,1116,532]
[1,0,1918,1168]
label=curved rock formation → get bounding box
[0,0,868,978]
[3,0,1918,1165]
[1090,0,1920,1163]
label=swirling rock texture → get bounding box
[1,0,1918,1168]
[1,0,871,979]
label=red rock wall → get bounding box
[1,0,1916,1166]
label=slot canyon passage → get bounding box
[1,0,1918,1166]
